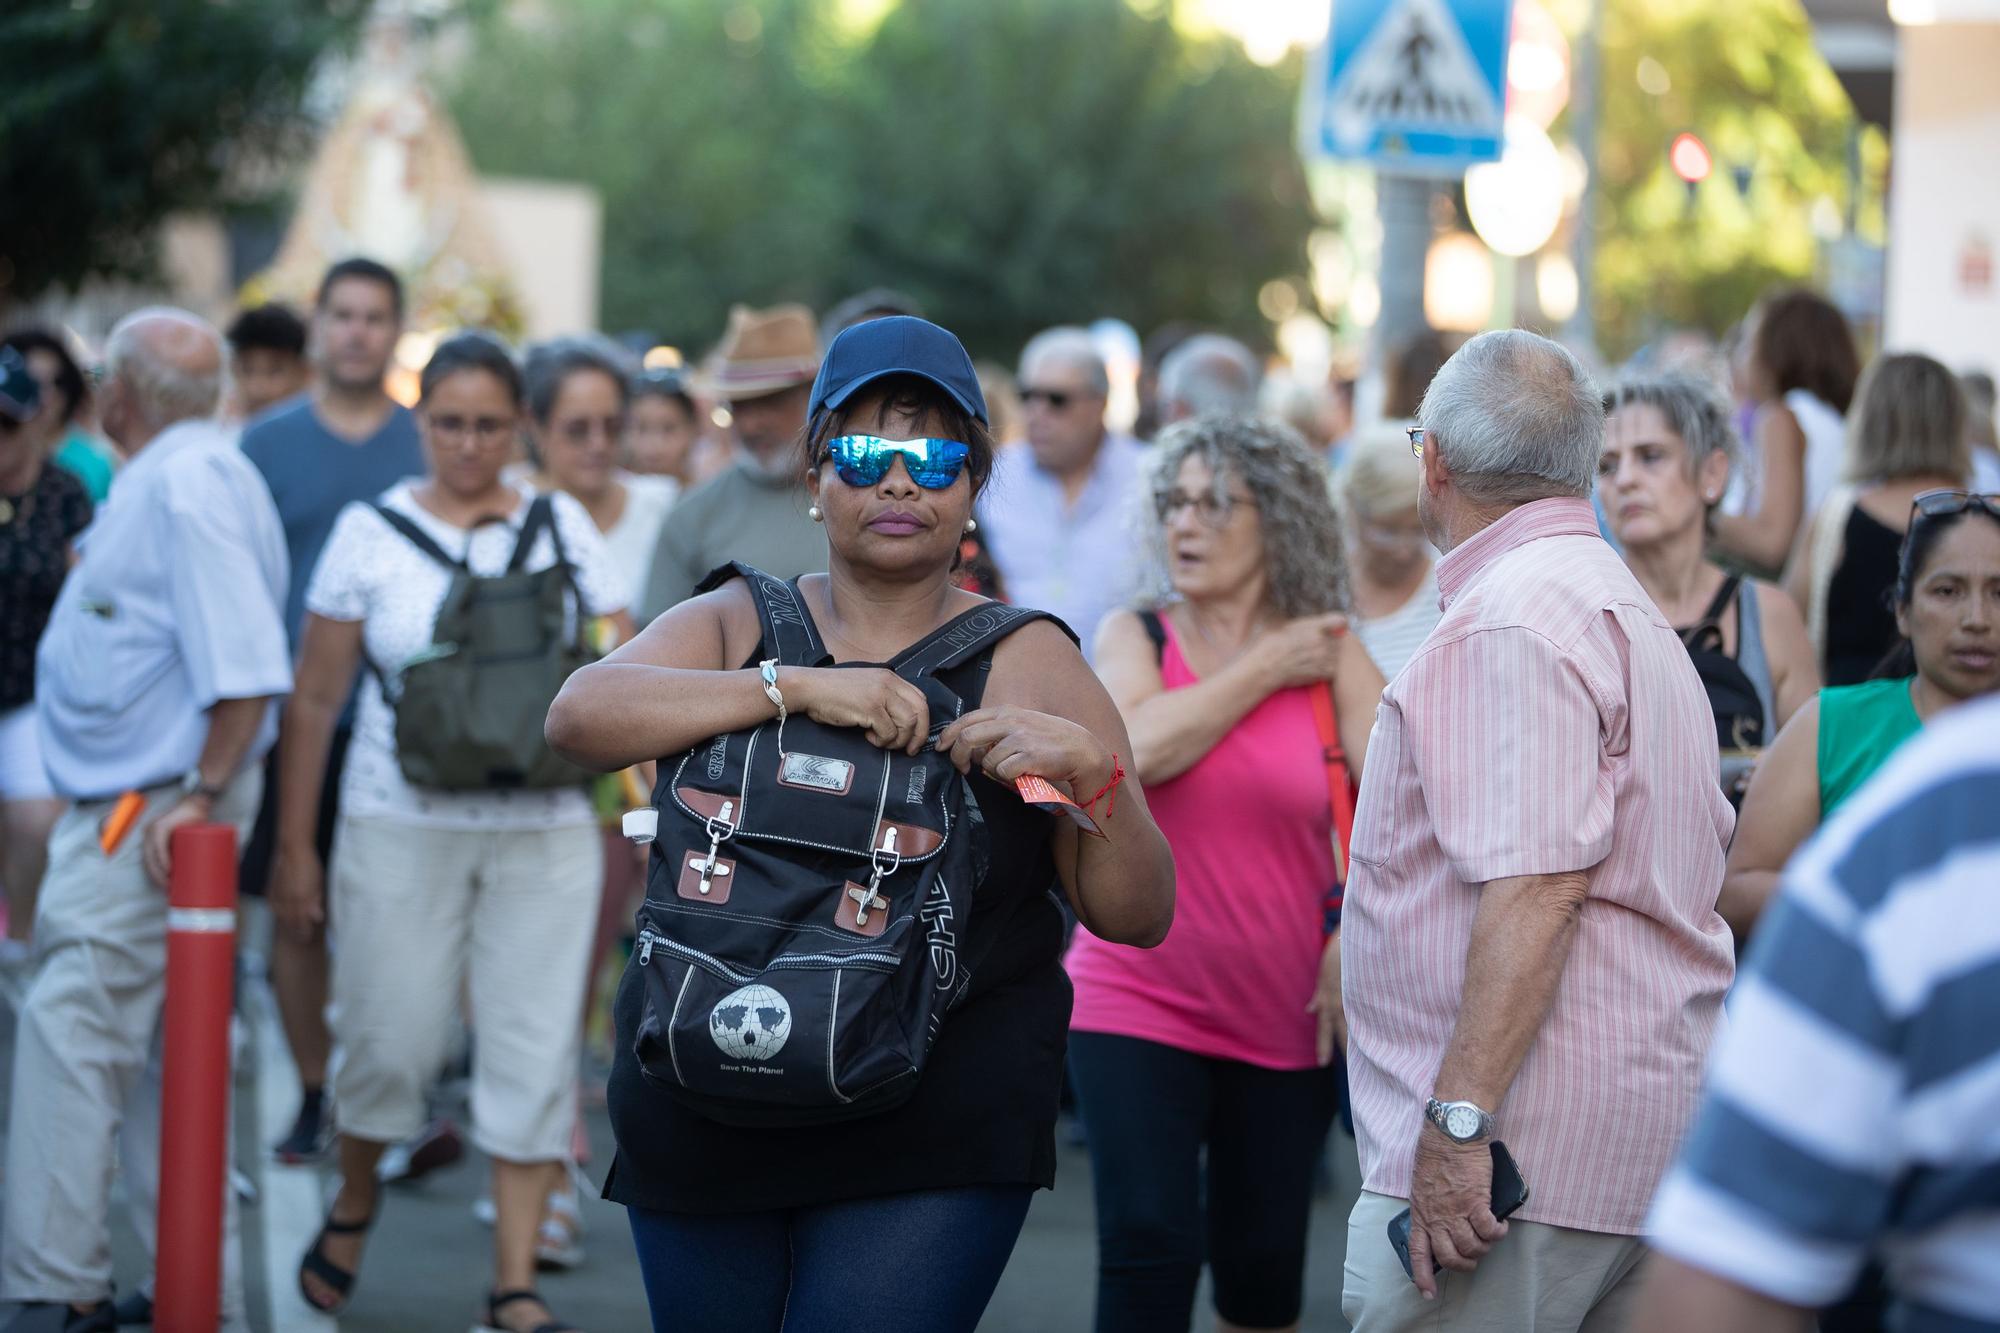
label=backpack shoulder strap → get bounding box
[692,562,831,666]
[371,502,467,571]
[1137,608,1167,665]
[894,603,1079,681]
[507,495,557,573]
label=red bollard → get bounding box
[156,824,238,1333]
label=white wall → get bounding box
[1884,22,2000,375]
[477,177,602,340]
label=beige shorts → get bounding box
[1342,1189,1647,1333]
[329,815,601,1162]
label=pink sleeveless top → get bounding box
[1065,616,1337,1070]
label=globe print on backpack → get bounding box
[709,984,793,1062]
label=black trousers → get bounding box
[1068,1032,1343,1333]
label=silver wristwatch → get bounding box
[1425,1097,1497,1144]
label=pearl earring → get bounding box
[808,506,823,523]
[964,518,978,534]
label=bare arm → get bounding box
[1755,582,1820,729]
[1431,870,1591,1110]
[1093,610,1282,784]
[963,621,1176,948]
[1718,697,1822,942]
[1333,631,1385,777]
[1629,1257,1813,1333]
[276,613,364,855]
[1712,404,1806,578]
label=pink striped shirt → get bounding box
[1341,498,1735,1236]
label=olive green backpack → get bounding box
[367,496,594,791]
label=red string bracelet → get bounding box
[1081,755,1125,820]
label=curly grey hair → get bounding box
[1144,414,1349,618]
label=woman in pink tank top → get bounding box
[1074,416,1387,1333]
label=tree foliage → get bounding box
[448,0,1312,359]
[0,0,363,306]
[1588,0,1858,357]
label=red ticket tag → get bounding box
[1015,775,1105,838]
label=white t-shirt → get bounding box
[602,472,679,597]
[305,481,627,830]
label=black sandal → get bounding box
[478,1288,580,1333]
[296,1201,376,1314]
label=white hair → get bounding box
[104,306,223,428]
[1419,329,1600,505]
[1018,326,1108,396]
[1158,334,1262,419]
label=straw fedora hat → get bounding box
[705,303,821,401]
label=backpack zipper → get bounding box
[636,929,897,980]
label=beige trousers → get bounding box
[1342,1190,1648,1333]
[0,773,257,1324]
[329,816,599,1162]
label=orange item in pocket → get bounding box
[98,791,147,857]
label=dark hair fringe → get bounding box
[419,330,523,408]
[225,303,308,357]
[1872,501,2000,680]
[316,257,405,320]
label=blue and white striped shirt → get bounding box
[1647,693,2000,1331]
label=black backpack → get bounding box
[621,563,1068,1126]
[365,496,595,791]
[1680,575,1767,755]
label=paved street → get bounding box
[0,907,1359,1331]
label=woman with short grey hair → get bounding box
[1079,415,1385,1332]
[1340,424,1440,680]
[1786,352,1972,685]
[1599,373,1818,801]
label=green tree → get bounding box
[448,0,1312,358]
[0,0,363,306]
[1588,0,1858,357]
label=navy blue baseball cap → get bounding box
[0,347,41,425]
[808,316,988,426]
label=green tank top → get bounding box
[1817,677,1923,817]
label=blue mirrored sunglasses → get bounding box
[825,434,971,489]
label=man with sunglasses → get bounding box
[637,304,827,622]
[978,326,1146,657]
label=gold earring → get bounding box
[964,518,978,534]
[809,506,823,523]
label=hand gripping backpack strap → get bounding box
[692,562,831,667]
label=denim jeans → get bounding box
[627,1184,1033,1333]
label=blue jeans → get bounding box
[627,1185,1033,1333]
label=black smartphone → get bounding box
[1388,1140,1531,1280]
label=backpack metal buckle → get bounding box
[697,801,737,896]
[849,827,900,928]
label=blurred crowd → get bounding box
[0,258,1995,1333]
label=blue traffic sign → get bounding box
[1303,0,1515,177]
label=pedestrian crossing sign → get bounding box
[1302,0,1514,177]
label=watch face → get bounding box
[1445,1105,1482,1139]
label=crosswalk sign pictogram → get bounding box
[1301,0,1514,177]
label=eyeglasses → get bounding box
[556,414,626,445]
[825,434,972,490]
[427,412,515,442]
[1407,426,1426,458]
[1020,387,1076,411]
[1911,489,2000,521]
[1154,489,1257,527]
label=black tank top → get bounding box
[602,647,1072,1214]
[1824,506,1904,687]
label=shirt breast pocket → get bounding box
[1347,704,1401,869]
[41,595,164,718]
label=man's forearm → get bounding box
[1432,871,1590,1109]
[194,695,277,790]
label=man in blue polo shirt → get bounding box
[239,257,423,1163]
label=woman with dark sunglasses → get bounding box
[1721,490,2000,943]
[546,316,1175,1333]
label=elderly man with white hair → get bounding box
[1339,330,1735,1331]
[1,309,289,1333]
[978,326,1146,653]
[1155,332,1262,425]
